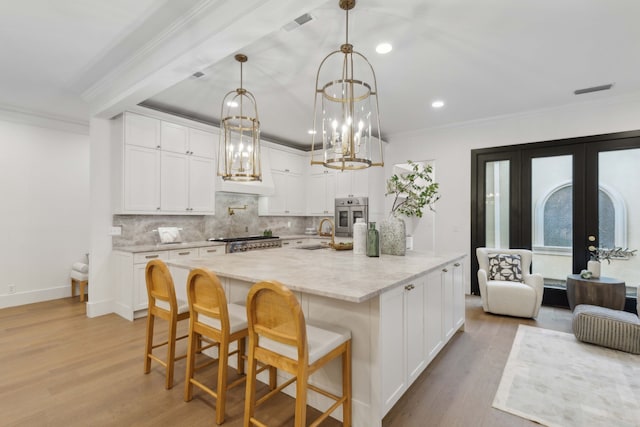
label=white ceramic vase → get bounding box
[353,218,367,255]
[379,216,406,256]
[587,260,601,279]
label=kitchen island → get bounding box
[167,247,466,427]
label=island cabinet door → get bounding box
[380,285,407,415]
[452,261,465,330]
[380,275,428,415]
[441,265,455,341]
[424,270,444,362]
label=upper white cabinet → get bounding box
[112,111,216,215]
[307,165,336,216]
[123,144,161,212]
[124,113,160,149]
[259,147,306,216]
[335,169,369,198]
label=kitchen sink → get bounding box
[297,244,329,250]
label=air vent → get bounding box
[283,13,314,31]
[574,83,613,95]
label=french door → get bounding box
[471,130,640,310]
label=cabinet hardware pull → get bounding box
[156,207,160,210]
[156,145,161,149]
[206,249,217,253]
[442,268,448,272]
[178,252,190,255]
[404,284,415,291]
[145,255,159,259]
[454,263,461,267]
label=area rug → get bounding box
[492,325,640,427]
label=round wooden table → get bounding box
[565,274,626,311]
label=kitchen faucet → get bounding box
[318,218,335,248]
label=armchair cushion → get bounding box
[487,253,523,282]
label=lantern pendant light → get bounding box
[218,54,262,181]
[310,0,384,171]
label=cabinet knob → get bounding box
[156,207,160,210]
[454,263,461,267]
[442,268,449,273]
[404,284,415,291]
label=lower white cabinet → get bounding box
[113,244,224,321]
[380,260,465,415]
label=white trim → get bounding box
[0,285,72,309]
[0,104,89,135]
[86,299,116,319]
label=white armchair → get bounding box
[476,248,544,318]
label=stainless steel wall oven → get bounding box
[334,197,368,237]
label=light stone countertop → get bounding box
[166,247,465,303]
[112,241,226,253]
[112,235,335,253]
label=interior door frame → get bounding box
[471,129,640,310]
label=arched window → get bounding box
[535,183,626,250]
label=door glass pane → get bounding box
[485,160,509,248]
[531,155,573,288]
[598,149,640,297]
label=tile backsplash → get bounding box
[112,193,324,247]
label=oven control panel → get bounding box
[227,239,282,253]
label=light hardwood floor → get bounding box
[0,296,572,426]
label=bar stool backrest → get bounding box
[187,268,230,332]
[247,280,308,363]
[145,259,177,311]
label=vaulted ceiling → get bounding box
[2,0,640,148]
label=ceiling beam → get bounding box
[83,0,328,119]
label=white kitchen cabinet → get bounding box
[335,169,369,198]
[425,270,444,361]
[380,285,406,414]
[124,112,160,149]
[380,260,465,415]
[380,275,427,414]
[123,145,161,212]
[114,245,224,321]
[307,165,336,216]
[113,110,216,215]
[113,250,169,320]
[161,121,189,153]
[259,147,306,215]
[198,245,224,257]
[161,152,215,214]
[189,128,216,158]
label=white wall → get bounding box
[386,93,640,292]
[0,117,90,308]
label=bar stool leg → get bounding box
[236,337,245,376]
[166,315,178,389]
[294,366,308,427]
[216,340,230,424]
[80,280,87,302]
[184,327,198,401]
[343,341,352,427]
[144,314,155,374]
[71,279,76,298]
[243,346,258,427]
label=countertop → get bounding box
[112,235,333,253]
[166,247,465,303]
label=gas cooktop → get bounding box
[207,235,279,243]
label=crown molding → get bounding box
[0,104,89,135]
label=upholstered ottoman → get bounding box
[572,304,640,354]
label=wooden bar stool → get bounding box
[143,259,190,390]
[244,280,352,427]
[183,268,251,425]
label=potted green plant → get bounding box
[585,245,636,278]
[380,161,440,255]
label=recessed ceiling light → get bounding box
[431,100,445,109]
[227,101,238,108]
[376,43,392,54]
[308,129,317,135]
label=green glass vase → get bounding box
[366,222,380,257]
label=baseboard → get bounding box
[86,299,116,318]
[0,285,69,309]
